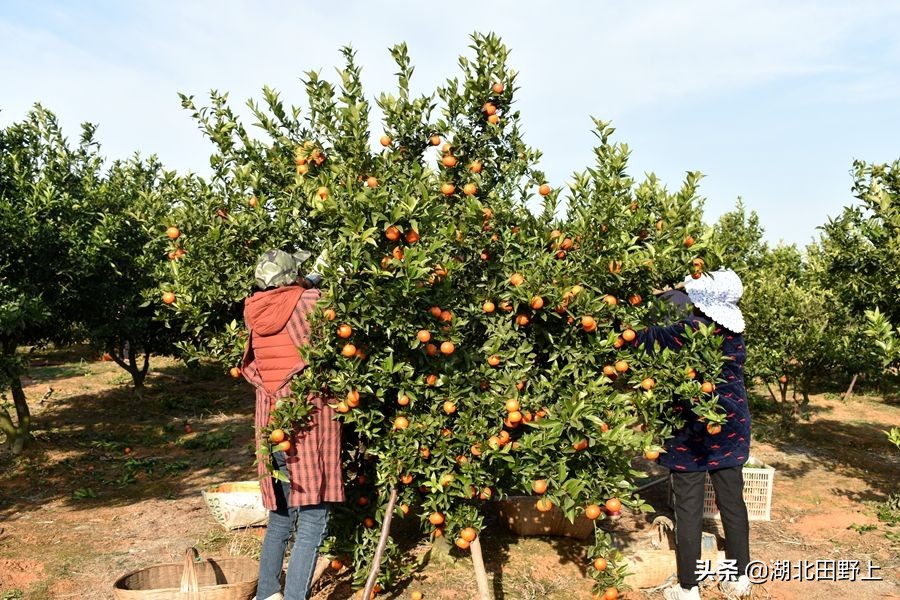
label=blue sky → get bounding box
[2,1,899,247]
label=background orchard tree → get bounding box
[0,106,105,453]
[80,156,182,395]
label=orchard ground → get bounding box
[0,347,897,600]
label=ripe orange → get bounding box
[441,142,452,153]
[420,446,431,458]
[602,365,617,377]
[482,300,495,313]
[640,378,656,391]
[405,229,420,244]
[516,380,526,391]
[424,343,438,357]
[417,329,431,343]
[538,183,551,196]
[316,186,329,200]
[397,394,410,407]
[273,440,291,453]
[440,310,452,323]
[440,341,455,355]
[341,343,357,358]
[346,390,360,407]
[379,135,391,147]
[572,438,589,452]
[498,430,511,445]
[532,479,548,494]
[644,449,660,460]
[366,176,378,188]
[602,294,618,306]
[385,226,401,241]
[505,398,520,413]
[499,301,513,312]
[515,314,530,327]
[429,306,443,318]
[628,294,642,306]
[337,324,353,339]
[560,237,573,251]
[460,526,478,542]
[482,102,497,115]
[535,497,554,512]
[411,592,423,600]
[509,273,524,286]
[363,517,375,528]
[487,114,499,125]
[463,183,477,196]
[357,496,369,507]
[605,498,622,513]
[430,134,441,146]
[778,375,788,384]
[323,308,336,321]
[248,196,258,208]
[706,422,722,435]
[426,374,438,386]
[469,160,483,174]
[443,401,457,415]
[701,381,714,394]
[400,473,413,485]
[429,512,445,526]
[593,557,608,572]
[614,360,629,373]
[686,367,697,379]
[691,271,702,279]
[162,291,176,304]
[229,366,241,379]
[441,182,455,196]
[479,487,493,500]
[584,504,602,520]
[581,316,597,332]
[441,154,458,168]
[400,503,411,516]
[269,429,286,443]
[621,328,636,342]
[440,473,454,487]
[603,587,618,600]
[335,401,349,414]
[492,82,504,94]
[455,537,471,550]
[529,296,544,311]
[330,557,345,571]
[166,226,181,239]
[487,355,501,367]
[684,235,695,248]
[508,411,523,424]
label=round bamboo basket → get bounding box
[112,547,258,600]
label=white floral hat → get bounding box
[683,268,745,333]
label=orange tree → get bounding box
[0,106,106,453]
[160,34,728,598]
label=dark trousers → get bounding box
[670,466,750,588]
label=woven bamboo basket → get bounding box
[112,547,258,600]
[493,496,595,539]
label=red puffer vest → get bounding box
[243,285,309,394]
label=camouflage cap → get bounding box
[254,249,312,289]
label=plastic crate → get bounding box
[669,459,775,521]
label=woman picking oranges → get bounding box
[632,269,752,600]
[240,249,344,600]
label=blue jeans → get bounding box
[257,452,330,600]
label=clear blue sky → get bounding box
[2,1,899,247]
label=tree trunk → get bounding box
[0,337,30,454]
[109,340,151,398]
[2,376,31,454]
[765,382,778,403]
[361,485,398,600]
[470,536,492,600]
[842,373,859,402]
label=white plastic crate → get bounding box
[668,459,775,521]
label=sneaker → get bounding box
[719,574,752,598]
[662,584,701,600]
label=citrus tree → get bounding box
[78,156,185,394]
[0,106,107,453]
[160,34,729,599]
[815,159,900,395]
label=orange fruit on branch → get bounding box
[379,135,391,147]
[605,498,622,513]
[337,324,353,339]
[492,82,504,94]
[584,504,602,520]
[509,272,524,286]
[440,341,455,355]
[535,497,554,512]
[593,557,608,572]
[538,183,551,196]
[162,292,176,304]
[417,330,432,343]
[341,343,357,358]
[581,315,597,332]
[532,479,548,494]
[461,527,477,542]
[440,183,455,196]
[165,226,181,240]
